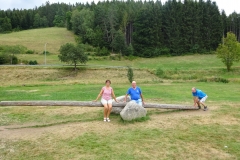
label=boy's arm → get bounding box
[193,96,198,106]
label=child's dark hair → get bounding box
[105,80,111,84]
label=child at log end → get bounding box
[192,87,208,111]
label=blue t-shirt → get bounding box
[192,89,207,99]
[127,87,142,100]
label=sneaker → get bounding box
[103,118,107,122]
[106,118,110,122]
[198,105,201,109]
[203,106,208,111]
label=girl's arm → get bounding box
[94,89,104,102]
[111,89,118,102]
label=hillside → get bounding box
[0,27,75,54]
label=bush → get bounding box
[21,60,29,64]
[141,47,171,58]
[125,55,137,61]
[95,47,110,56]
[156,67,165,78]
[127,66,134,83]
[197,77,229,83]
[0,45,27,54]
[211,77,229,83]
[109,56,116,60]
[83,43,94,52]
[123,44,134,56]
[0,53,9,64]
[42,51,50,55]
[26,50,34,54]
[29,60,38,65]
[0,53,18,64]
[12,56,18,64]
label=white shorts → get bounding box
[200,96,208,103]
[132,99,143,106]
[101,98,112,105]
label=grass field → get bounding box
[0,66,240,159]
[0,28,240,160]
[0,27,75,54]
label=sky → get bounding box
[0,0,239,15]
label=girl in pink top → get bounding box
[94,80,118,122]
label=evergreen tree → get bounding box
[111,30,125,54]
[33,13,41,28]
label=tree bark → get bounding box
[74,62,77,71]
[0,101,198,110]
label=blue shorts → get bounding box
[132,99,142,106]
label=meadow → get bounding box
[1,64,240,160]
[0,27,75,54]
[0,28,240,160]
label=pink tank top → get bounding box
[102,86,112,100]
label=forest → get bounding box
[0,0,240,57]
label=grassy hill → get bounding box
[0,27,75,54]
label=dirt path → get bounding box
[0,108,213,141]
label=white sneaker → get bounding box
[103,118,107,122]
[107,118,110,122]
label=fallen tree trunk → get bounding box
[0,101,197,110]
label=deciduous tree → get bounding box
[59,43,88,71]
[216,32,240,71]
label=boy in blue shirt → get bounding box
[192,87,208,111]
[125,81,145,106]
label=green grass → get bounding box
[0,27,75,54]
[27,53,239,71]
[1,107,239,159]
[0,106,103,126]
[1,82,240,159]
[0,82,239,103]
[14,54,240,81]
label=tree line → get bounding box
[0,0,240,57]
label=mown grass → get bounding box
[13,53,240,70]
[1,105,239,159]
[0,82,239,103]
[0,27,75,54]
[0,83,239,159]
[0,106,103,126]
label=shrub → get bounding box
[95,47,110,56]
[26,50,34,54]
[156,67,165,78]
[109,56,116,60]
[29,60,38,65]
[12,56,18,64]
[0,53,18,64]
[83,43,94,52]
[211,77,229,83]
[197,77,229,83]
[42,51,50,55]
[123,43,134,56]
[117,54,121,61]
[21,60,29,64]
[127,66,134,83]
[0,53,9,64]
[198,78,208,82]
